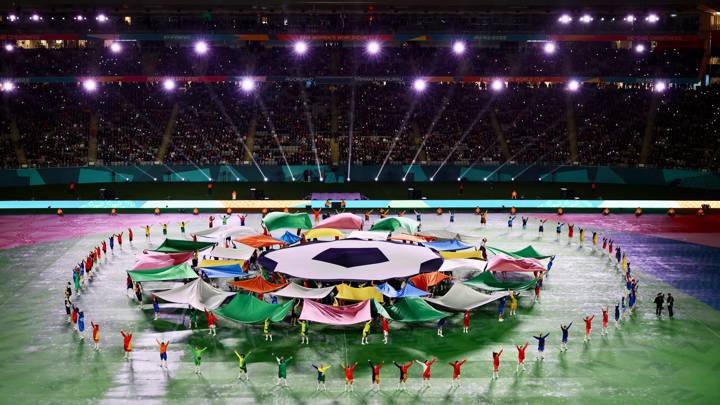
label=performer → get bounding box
[436,317,446,337]
[144,225,151,241]
[515,343,528,373]
[205,308,217,336]
[382,317,390,344]
[299,320,309,345]
[567,224,574,240]
[538,218,547,236]
[152,296,160,321]
[91,321,100,351]
[312,364,332,392]
[667,293,675,318]
[533,332,549,361]
[109,234,114,252]
[448,359,467,388]
[394,361,413,390]
[341,362,358,392]
[498,296,506,322]
[361,320,372,345]
[521,216,529,230]
[654,293,664,317]
[156,339,170,368]
[592,231,598,248]
[555,222,564,240]
[192,346,208,374]
[509,290,518,316]
[507,215,516,229]
[492,347,503,380]
[77,311,85,339]
[583,315,595,342]
[264,318,272,341]
[128,228,133,243]
[601,307,609,336]
[415,357,436,388]
[120,330,133,360]
[560,322,573,352]
[579,228,585,245]
[480,210,487,226]
[162,223,168,236]
[463,310,471,333]
[180,221,186,234]
[368,360,384,392]
[614,303,621,328]
[234,351,252,380]
[64,298,72,323]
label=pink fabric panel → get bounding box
[299,299,371,325]
[486,255,546,272]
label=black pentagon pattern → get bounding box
[312,247,389,268]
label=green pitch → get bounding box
[0,214,718,404]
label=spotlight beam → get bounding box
[347,83,356,181]
[162,163,185,181]
[403,87,455,180]
[257,95,295,181]
[430,103,490,181]
[133,164,157,181]
[511,154,545,181]
[224,164,242,181]
[375,98,419,181]
[298,84,323,180]
[205,87,268,181]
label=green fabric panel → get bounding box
[262,212,313,231]
[128,262,198,282]
[214,294,294,323]
[372,297,449,322]
[78,168,113,184]
[486,245,551,259]
[370,217,419,234]
[153,239,216,253]
[463,271,537,291]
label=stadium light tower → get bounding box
[490,79,504,92]
[654,81,667,92]
[162,79,176,91]
[194,41,209,55]
[624,14,636,23]
[413,78,427,92]
[96,14,109,23]
[7,14,18,22]
[635,44,646,53]
[567,80,580,92]
[579,14,593,24]
[293,41,308,55]
[240,77,256,92]
[30,14,41,22]
[4,43,14,52]
[558,14,572,24]
[452,40,466,55]
[82,79,98,92]
[109,42,122,53]
[366,40,381,55]
[543,42,557,54]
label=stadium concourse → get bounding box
[0,211,718,403]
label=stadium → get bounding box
[0,0,719,403]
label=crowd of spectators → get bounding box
[3,43,702,78]
[0,42,715,171]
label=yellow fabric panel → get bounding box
[305,228,344,239]
[335,283,383,303]
[439,250,484,260]
[198,259,244,268]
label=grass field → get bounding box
[0,213,718,404]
